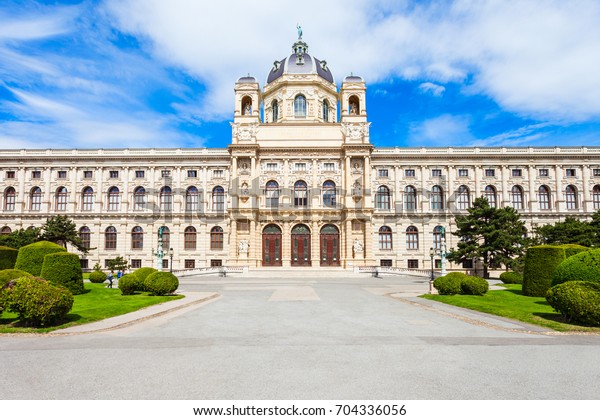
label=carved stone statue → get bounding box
[353,239,364,253]
[238,239,249,254]
[244,102,252,115]
[350,102,358,115]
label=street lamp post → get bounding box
[429,247,435,293]
[169,248,174,273]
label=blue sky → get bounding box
[1,0,599,150]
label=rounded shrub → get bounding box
[40,252,85,295]
[2,276,74,326]
[552,249,600,287]
[433,272,466,295]
[0,269,33,287]
[14,241,66,276]
[522,245,566,297]
[144,271,179,296]
[118,274,139,295]
[460,276,489,295]
[88,270,107,284]
[0,245,18,270]
[132,267,157,291]
[499,271,523,284]
[546,281,600,326]
[560,244,588,258]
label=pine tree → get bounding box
[40,215,88,253]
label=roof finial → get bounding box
[296,24,303,40]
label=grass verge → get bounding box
[0,283,184,333]
[421,284,600,333]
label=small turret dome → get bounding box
[267,38,334,85]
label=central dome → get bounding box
[266,39,334,84]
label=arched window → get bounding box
[484,185,497,208]
[322,100,329,122]
[272,100,279,122]
[105,226,117,250]
[79,226,90,250]
[456,185,470,210]
[378,226,393,250]
[349,95,360,115]
[82,187,94,211]
[133,186,146,210]
[186,186,199,211]
[210,226,223,250]
[593,185,600,209]
[404,186,417,210]
[107,187,120,211]
[376,186,391,210]
[4,187,16,211]
[431,185,444,210]
[161,226,170,250]
[160,186,172,211]
[433,226,444,249]
[184,226,197,250]
[1,226,12,235]
[131,226,143,250]
[511,185,524,209]
[538,185,551,210]
[265,180,279,208]
[565,185,578,210]
[323,180,336,207]
[30,187,42,211]
[55,187,68,211]
[294,180,308,207]
[294,95,306,117]
[212,186,225,211]
[406,226,419,250]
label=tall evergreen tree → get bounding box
[534,216,599,246]
[0,227,41,248]
[40,215,88,253]
[449,197,528,278]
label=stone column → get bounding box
[364,156,372,208]
[282,220,290,267]
[501,165,509,207]
[96,166,104,212]
[229,218,237,265]
[44,167,52,213]
[582,165,591,212]
[345,218,353,267]
[345,156,351,208]
[527,166,536,213]
[69,166,77,213]
[17,167,25,212]
[555,165,563,211]
[311,220,319,267]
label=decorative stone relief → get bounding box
[238,239,249,254]
[231,123,259,142]
[341,123,371,141]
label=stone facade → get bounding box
[2,38,600,271]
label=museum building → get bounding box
[1,36,600,271]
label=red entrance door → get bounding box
[320,224,340,266]
[262,224,282,266]
[292,234,311,266]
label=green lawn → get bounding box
[0,283,183,333]
[422,284,600,333]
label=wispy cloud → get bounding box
[408,114,475,146]
[419,82,445,97]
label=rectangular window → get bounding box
[485,169,495,177]
[213,169,224,178]
[435,259,442,269]
[109,170,119,179]
[57,170,67,179]
[32,170,41,179]
[187,170,197,178]
[539,169,549,177]
[323,162,335,172]
[566,168,576,177]
[161,170,171,178]
[84,170,93,179]
[431,169,442,177]
[593,169,600,177]
[210,259,222,267]
[185,259,195,269]
[380,259,392,267]
[79,259,89,269]
[407,259,419,269]
[5,170,15,179]
[378,169,389,177]
[404,169,415,177]
[512,169,522,177]
[135,170,145,178]
[266,163,278,172]
[295,163,306,172]
[130,259,142,269]
[162,259,169,269]
[458,169,468,177]
[104,259,111,269]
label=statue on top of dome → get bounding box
[297,24,303,40]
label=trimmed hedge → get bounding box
[522,245,566,297]
[14,241,66,276]
[117,274,139,295]
[1,276,73,326]
[132,267,158,291]
[433,272,467,295]
[499,271,523,284]
[546,281,600,326]
[460,276,489,295]
[0,245,18,270]
[560,244,588,258]
[88,270,107,284]
[144,271,179,296]
[0,269,33,287]
[40,252,85,295]
[552,248,600,287]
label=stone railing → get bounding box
[354,265,431,278]
[173,266,249,277]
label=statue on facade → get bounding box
[244,102,252,115]
[353,239,364,253]
[297,24,303,40]
[238,239,249,254]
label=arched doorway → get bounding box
[262,224,282,266]
[291,224,311,266]
[320,224,340,266]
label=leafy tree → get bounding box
[40,216,88,253]
[534,216,599,247]
[106,256,129,273]
[448,197,528,278]
[0,227,41,249]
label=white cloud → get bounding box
[419,82,445,96]
[408,114,475,146]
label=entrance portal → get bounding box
[291,224,311,266]
[262,224,282,266]
[320,224,340,266]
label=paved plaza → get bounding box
[1,271,599,399]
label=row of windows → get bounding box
[265,180,337,208]
[374,184,599,211]
[377,226,445,251]
[377,168,600,179]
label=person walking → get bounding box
[107,272,114,288]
